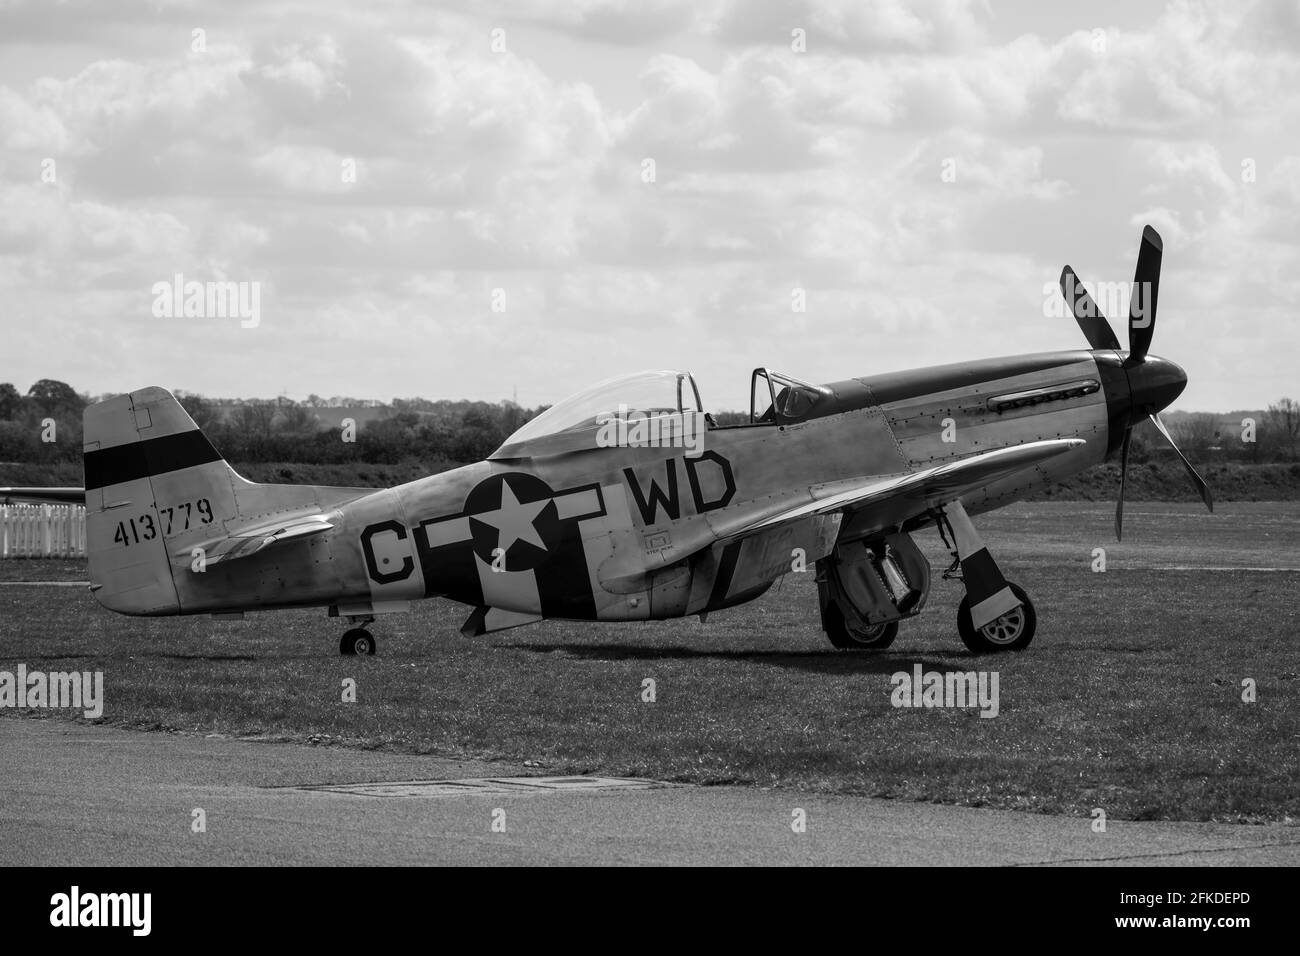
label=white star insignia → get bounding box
[474,481,548,554]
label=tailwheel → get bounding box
[957,582,1035,653]
[340,628,376,656]
[824,603,899,650]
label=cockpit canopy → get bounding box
[750,368,829,424]
[503,370,703,447]
[493,366,831,457]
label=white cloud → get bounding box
[711,0,991,53]
[0,0,1296,411]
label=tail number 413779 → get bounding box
[113,497,214,547]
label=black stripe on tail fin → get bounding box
[84,430,223,491]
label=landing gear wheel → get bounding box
[957,582,1035,653]
[340,628,376,656]
[824,604,900,650]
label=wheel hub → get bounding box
[981,606,1025,645]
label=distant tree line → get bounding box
[0,380,546,466]
[1,379,1298,467]
[177,393,542,465]
[0,379,89,464]
[1127,401,1300,464]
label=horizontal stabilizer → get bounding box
[184,515,333,569]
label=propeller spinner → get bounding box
[1058,225,1214,540]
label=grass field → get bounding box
[2,501,1297,824]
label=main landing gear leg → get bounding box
[942,501,1036,653]
[339,616,377,656]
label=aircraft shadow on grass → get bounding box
[497,641,961,676]
[144,652,261,662]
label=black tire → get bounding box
[957,582,1035,653]
[340,628,376,656]
[823,603,900,650]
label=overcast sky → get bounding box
[1,0,1297,412]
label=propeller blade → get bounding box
[1127,225,1162,362]
[1060,265,1121,350]
[1114,427,1131,541]
[1148,412,1214,514]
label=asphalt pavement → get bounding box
[2,720,1295,866]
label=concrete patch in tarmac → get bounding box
[294,777,674,797]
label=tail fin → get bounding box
[83,388,232,614]
[85,387,375,616]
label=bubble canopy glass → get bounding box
[504,370,703,447]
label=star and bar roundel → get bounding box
[379,472,609,619]
[426,472,606,573]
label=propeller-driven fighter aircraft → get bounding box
[7,225,1212,654]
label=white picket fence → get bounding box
[0,504,87,558]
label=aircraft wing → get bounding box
[599,439,1086,593]
[0,487,87,505]
[724,438,1085,540]
[181,514,334,568]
